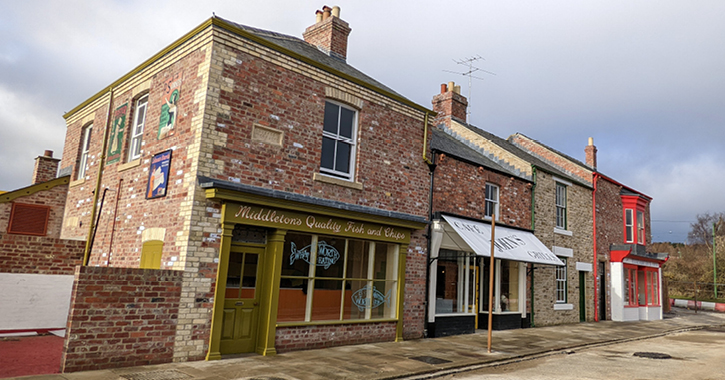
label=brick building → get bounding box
[57,6,431,370]
[0,151,85,336]
[509,135,667,322]
[427,83,571,336]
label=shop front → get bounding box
[202,184,426,358]
[610,244,668,322]
[427,213,564,337]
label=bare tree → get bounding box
[687,212,725,249]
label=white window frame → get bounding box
[484,183,499,220]
[625,209,634,243]
[128,94,148,161]
[77,124,92,179]
[555,257,567,303]
[320,100,357,181]
[555,183,567,229]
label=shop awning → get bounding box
[441,214,564,266]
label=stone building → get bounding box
[429,83,588,331]
[57,6,432,371]
[509,135,666,322]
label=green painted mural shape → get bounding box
[107,103,128,165]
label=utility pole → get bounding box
[714,222,718,299]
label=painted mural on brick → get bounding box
[106,103,128,164]
[158,74,181,140]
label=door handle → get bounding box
[235,301,244,306]
[253,302,259,306]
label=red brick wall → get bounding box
[0,235,84,275]
[61,266,183,373]
[594,178,622,320]
[32,154,60,184]
[275,322,396,352]
[0,183,84,275]
[432,153,532,229]
[403,232,427,339]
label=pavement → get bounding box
[9,307,725,380]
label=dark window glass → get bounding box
[323,102,339,134]
[334,141,351,174]
[339,107,354,138]
[321,137,336,170]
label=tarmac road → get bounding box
[436,326,725,380]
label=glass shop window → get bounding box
[435,250,476,314]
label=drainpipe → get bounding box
[593,172,599,321]
[422,112,433,165]
[83,88,114,266]
[530,165,537,327]
[424,150,437,336]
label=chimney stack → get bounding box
[303,5,352,61]
[432,81,469,125]
[585,137,597,169]
[32,150,60,184]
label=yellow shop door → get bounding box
[220,246,263,354]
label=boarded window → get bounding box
[7,203,51,236]
[140,240,163,269]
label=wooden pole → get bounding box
[487,215,496,353]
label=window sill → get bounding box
[117,158,141,172]
[554,228,573,237]
[69,178,85,188]
[553,303,574,311]
[276,318,397,327]
[313,172,363,190]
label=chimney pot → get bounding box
[315,10,323,23]
[44,150,53,158]
[440,84,447,94]
[322,6,332,20]
[332,6,340,18]
[454,85,461,94]
[447,81,455,92]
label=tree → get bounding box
[687,212,725,249]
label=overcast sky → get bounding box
[2,0,724,243]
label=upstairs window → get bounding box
[637,210,645,244]
[484,183,499,220]
[625,209,634,243]
[128,94,148,161]
[555,183,567,229]
[77,124,92,179]
[320,101,357,180]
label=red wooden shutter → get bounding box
[7,203,50,236]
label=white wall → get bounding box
[0,273,74,331]
[610,262,625,321]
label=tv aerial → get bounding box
[443,55,496,123]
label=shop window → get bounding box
[484,183,499,220]
[637,269,646,306]
[625,209,634,243]
[624,265,637,306]
[555,183,567,229]
[647,269,659,306]
[128,94,148,161]
[479,259,521,313]
[320,101,357,181]
[77,124,92,179]
[278,233,398,323]
[435,250,475,314]
[140,240,163,269]
[555,257,567,303]
[7,203,50,236]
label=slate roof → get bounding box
[439,120,592,189]
[218,17,416,109]
[430,128,527,181]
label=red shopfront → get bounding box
[610,244,668,321]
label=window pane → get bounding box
[311,279,343,321]
[277,277,308,322]
[314,237,345,278]
[625,209,633,242]
[373,243,391,280]
[323,102,339,134]
[282,233,312,276]
[241,253,258,299]
[370,280,395,319]
[334,141,351,174]
[321,137,336,170]
[500,261,519,312]
[346,240,370,279]
[436,251,460,313]
[225,252,242,299]
[344,280,368,320]
[637,270,646,305]
[339,107,354,138]
[480,258,490,312]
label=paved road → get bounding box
[435,326,725,380]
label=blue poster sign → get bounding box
[146,150,172,199]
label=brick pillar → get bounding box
[32,150,60,184]
[432,82,468,125]
[585,138,597,169]
[303,6,352,61]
